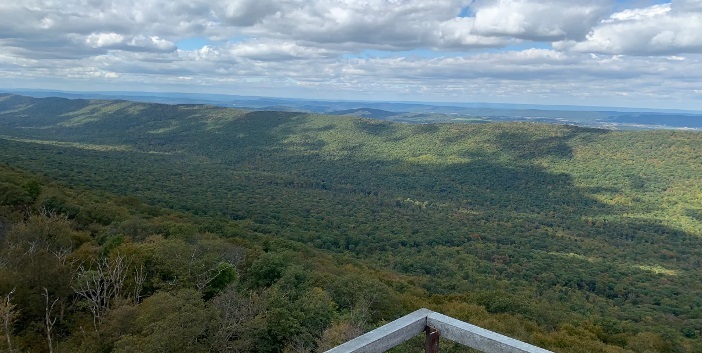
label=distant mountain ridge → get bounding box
[3,89,702,130]
[328,108,401,119]
[6,88,701,113]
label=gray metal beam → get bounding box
[427,312,554,353]
[323,308,555,353]
[323,308,431,353]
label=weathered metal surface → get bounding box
[323,308,431,353]
[427,312,554,353]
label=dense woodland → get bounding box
[1,93,701,353]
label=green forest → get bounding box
[1,93,701,353]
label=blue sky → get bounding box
[176,38,214,51]
[1,0,702,109]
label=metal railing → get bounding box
[324,308,554,353]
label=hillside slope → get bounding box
[1,94,702,352]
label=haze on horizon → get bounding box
[1,0,702,110]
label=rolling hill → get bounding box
[1,93,702,353]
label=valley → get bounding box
[1,94,701,353]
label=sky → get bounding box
[1,0,702,110]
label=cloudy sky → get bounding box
[1,0,702,109]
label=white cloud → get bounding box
[227,40,339,61]
[130,36,177,52]
[471,0,610,41]
[84,33,175,52]
[217,0,281,26]
[607,3,671,21]
[559,1,702,55]
[1,0,702,109]
[4,41,702,109]
[85,33,126,48]
[672,0,702,12]
[436,17,513,48]
[222,0,508,50]
[0,0,507,59]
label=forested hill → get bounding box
[1,93,702,353]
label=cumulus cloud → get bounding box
[217,0,281,26]
[338,49,666,83]
[558,1,702,55]
[85,33,176,52]
[0,0,509,59]
[227,40,340,61]
[471,0,610,41]
[1,0,702,109]
[672,0,702,12]
[232,0,500,50]
[435,17,513,48]
[608,3,671,21]
[0,0,214,59]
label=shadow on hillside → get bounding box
[3,103,701,343]
[354,119,400,136]
[687,208,702,222]
[210,118,698,270]
[1,103,699,278]
[492,130,575,160]
[0,95,93,128]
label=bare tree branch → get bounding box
[72,254,130,330]
[43,287,59,353]
[1,288,17,353]
[132,263,146,304]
